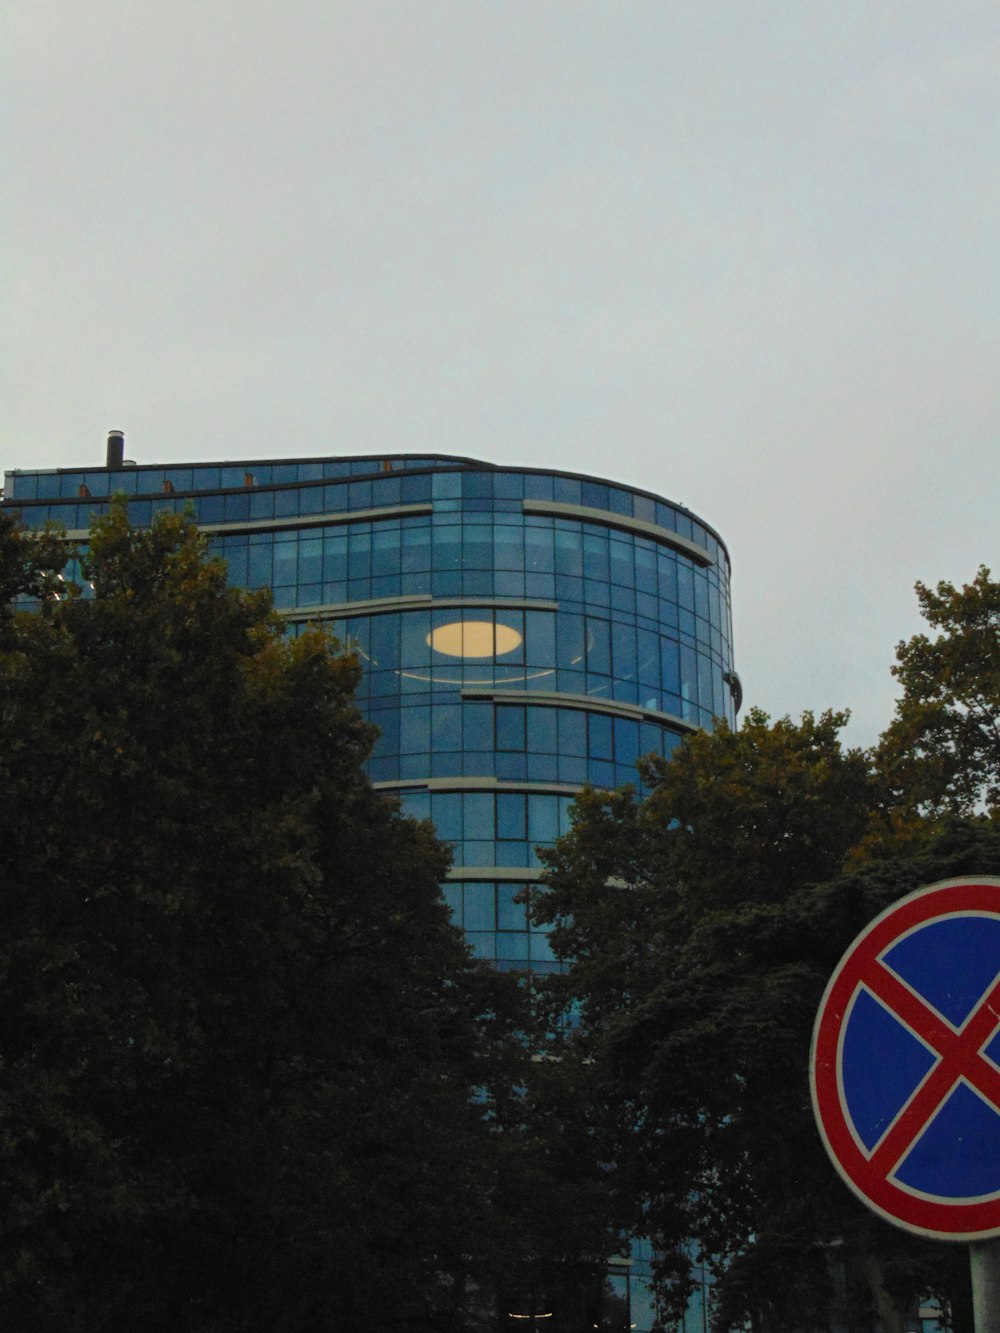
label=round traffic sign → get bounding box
[811,876,1000,1240]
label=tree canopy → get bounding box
[878,565,1000,820]
[0,505,610,1331]
[536,569,1000,1333]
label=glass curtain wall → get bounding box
[4,450,738,1330]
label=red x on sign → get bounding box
[811,877,1000,1240]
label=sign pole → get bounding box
[970,1237,1000,1332]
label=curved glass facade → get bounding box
[5,448,736,1329]
[5,451,737,983]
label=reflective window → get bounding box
[12,455,736,983]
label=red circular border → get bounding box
[810,877,1000,1241]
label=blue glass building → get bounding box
[3,442,739,1330]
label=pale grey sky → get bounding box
[4,1,998,747]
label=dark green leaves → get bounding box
[879,566,1000,818]
[0,503,514,1331]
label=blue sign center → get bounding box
[840,913,1000,1201]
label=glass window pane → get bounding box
[553,475,581,504]
[401,472,433,503]
[698,652,715,719]
[555,612,586,669]
[554,526,583,577]
[612,621,637,680]
[225,492,251,522]
[463,702,493,752]
[400,612,432,670]
[368,615,400,668]
[583,530,610,584]
[581,479,608,510]
[493,473,523,499]
[614,717,640,770]
[496,705,526,752]
[588,712,613,761]
[637,628,660,690]
[432,703,461,749]
[496,840,529,868]
[495,610,525,664]
[371,528,400,576]
[462,840,493,865]
[432,471,462,500]
[528,794,559,844]
[399,704,430,754]
[463,792,494,840]
[401,523,431,572]
[680,645,698,719]
[694,569,709,621]
[497,883,528,931]
[461,525,493,570]
[525,523,553,573]
[528,706,558,755]
[639,722,663,759]
[661,637,681,695]
[586,617,611,675]
[399,790,430,822]
[297,536,322,582]
[433,524,462,570]
[557,708,587,757]
[525,610,556,668]
[526,753,558,782]
[678,561,695,611]
[248,544,273,586]
[430,792,461,842]
[495,753,527,782]
[463,883,496,931]
[495,524,525,569]
[610,538,633,588]
[558,754,588,784]
[496,792,526,840]
[635,540,657,594]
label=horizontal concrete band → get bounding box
[67,500,712,574]
[199,503,434,536]
[63,502,435,542]
[373,777,582,797]
[521,500,714,567]
[281,595,560,621]
[461,686,699,734]
[445,866,545,882]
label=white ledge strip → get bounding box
[521,500,713,566]
[460,687,698,733]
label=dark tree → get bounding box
[0,503,536,1331]
[878,566,1000,820]
[537,701,998,1331]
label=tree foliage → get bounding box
[0,504,577,1331]
[537,711,890,1328]
[0,509,67,640]
[879,565,1000,818]
[537,567,1000,1332]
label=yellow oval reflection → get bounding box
[426,620,522,659]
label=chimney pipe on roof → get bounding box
[106,430,125,470]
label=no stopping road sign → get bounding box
[811,877,1000,1241]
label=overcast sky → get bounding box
[4,1,998,748]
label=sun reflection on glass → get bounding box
[426,620,522,659]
